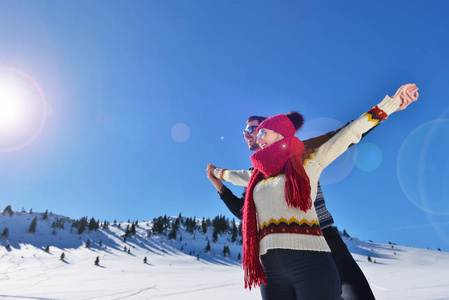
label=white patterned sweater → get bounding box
[214,96,399,256]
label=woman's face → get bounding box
[257,128,284,149]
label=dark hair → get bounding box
[247,115,267,124]
[286,111,304,131]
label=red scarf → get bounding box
[242,136,312,289]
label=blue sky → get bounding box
[1,0,448,251]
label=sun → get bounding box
[0,68,47,152]
[0,84,27,129]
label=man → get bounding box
[206,116,377,300]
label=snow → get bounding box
[1,210,449,300]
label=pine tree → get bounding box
[88,217,98,231]
[1,227,9,238]
[238,221,243,237]
[85,239,91,248]
[45,245,50,253]
[237,253,241,260]
[212,228,218,243]
[367,255,372,262]
[2,205,13,216]
[205,240,211,252]
[202,218,208,234]
[168,226,177,240]
[60,252,65,260]
[42,210,49,220]
[231,219,237,243]
[223,245,231,257]
[143,257,148,264]
[94,256,100,266]
[130,223,136,236]
[28,217,38,234]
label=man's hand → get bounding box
[206,163,224,192]
[392,84,419,112]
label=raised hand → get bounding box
[206,163,224,191]
[392,84,419,112]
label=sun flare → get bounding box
[0,85,27,129]
[0,68,47,152]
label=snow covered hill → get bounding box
[1,209,449,300]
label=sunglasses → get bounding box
[243,125,258,136]
[256,129,266,140]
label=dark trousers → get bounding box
[322,227,376,300]
[260,249,341,300]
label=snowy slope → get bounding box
[1,210,449,300]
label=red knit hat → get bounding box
[257,114,295,138]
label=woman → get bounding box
[212,84,419,300]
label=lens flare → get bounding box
[0,68,47,152]
[397,116,449,216]
[171,123,190,143]
[354,142,382,172]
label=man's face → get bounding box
[243,120,260,151]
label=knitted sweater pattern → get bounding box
[217,97,398,256]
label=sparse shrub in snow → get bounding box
[2,205,13,216]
